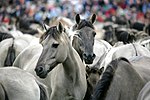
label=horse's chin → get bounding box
[48,65,56,72]
[84,60,93,64]
[37,72,48,79]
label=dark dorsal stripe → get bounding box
[0,32,14,42]
[73,20,94,31]
[91,57,130,100]
[118,57,130,64]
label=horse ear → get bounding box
[43,23,50,31]
[90,14,96,24]
[57,22,63,33]
[75,14,80,24]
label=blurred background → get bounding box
[0,0,150,33]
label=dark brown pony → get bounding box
[91,57,145,100]
[84,66,104,100]
[71,14,97,64]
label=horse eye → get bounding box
[52,43,59,48]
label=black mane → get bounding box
[73,20,94,31]
[91,57,130,100]
[0,32,14,42]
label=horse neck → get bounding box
[62,42,81,83]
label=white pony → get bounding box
[14,22,87,100]
[0,67,48,100]
[101,43,150,70]
[35,22,87,100]
[0,34,37,67]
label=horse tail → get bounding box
[4,38,16,66]
[36,81,49,100]
[0,83,9,100]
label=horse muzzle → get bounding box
[83,53,96,64]
[35,66,48,78]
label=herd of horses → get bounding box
[0,13,150,100]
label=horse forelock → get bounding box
[40,26,61,41]
[90,67,100,74]
[40,26,69,45]
[74,20,94,30]
[71,20,95,40]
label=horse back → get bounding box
[130,56,150,82]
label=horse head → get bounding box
[35,22,69,78]
[86,66,104,90]
[72,14,97,64]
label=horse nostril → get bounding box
[83,53,96,60]
[83,53,87,58]
[93,54,96,59]
[36,66,44,74]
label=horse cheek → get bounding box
[56,48,67,63]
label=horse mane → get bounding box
[91,57,130,100]
[40,26,61,42]
[0,32,14,42]
[73,20,94,31]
